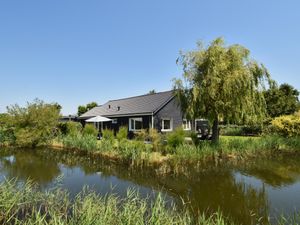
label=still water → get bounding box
[1,148,300,224]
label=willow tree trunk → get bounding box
[211,117,219,143]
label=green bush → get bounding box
[219,125,243,136]
[270,114,300,137]
[57,122,68,135]
[134,129,148,141]
[0,126,15,146]
[118,139,145,161]
[97,138,115,152]
[83,124,98,137]
[149,128,162,151]
[220,124,262,136]
[62,133,97,151]
[102,129,115,141]
[166,128,185,153]
[190,132,200,146]
[4,99,60,147]
[66,122,82,136]
[116,126,128,141]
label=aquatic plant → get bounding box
[82,124,98,137]
[62,133,97,152]
[0,179,232,225]
[116,126,128,141]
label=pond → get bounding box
[1,148,300,224]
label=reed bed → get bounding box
[59,134,300,166]
[0,179,230,225]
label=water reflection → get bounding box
[1,148,300,224]
[0,150,60,185]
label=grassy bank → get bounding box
[0,179,229,225]
[56,134,300,166]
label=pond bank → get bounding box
[50,135,300,173]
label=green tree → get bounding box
[77,105,87,116]
[86,102,98,111]
[173,38,271,142]
[77,102,98,116]
[264,83,299,118]
[148,89,156,94]
[5,99,61,147]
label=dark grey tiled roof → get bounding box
[80,90,174,118]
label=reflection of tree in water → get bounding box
[34,150,270,224]
[237,155,300,187]
[0,150,60,185]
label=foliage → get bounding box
[190,132,200,146]
[83,124,98,137]
[172,135,300,163]
[135,129,148,141]
[0,179,234,225]
[264,83,300,118]
[116,126,128,141]
[102,129,115,141]
[57,122,68,135]
[173,37,272,142]
[77,102,98,116]
[4,99,61,147]
[166,128,185,152]
[77,105,87,117]
[66,121,82,136]
[62,133,97,151]
[220,124,262,136]
[118,139,146,161]
[148,89,156,94]
[0,113,15,145]
[149,128,162,151]
[269,113,300,137]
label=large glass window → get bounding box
[129,118,143,131]
[162,118,172,132]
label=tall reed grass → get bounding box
[0,179,231,225]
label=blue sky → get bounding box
[0,0,299,114]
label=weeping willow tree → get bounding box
[173,38,272,142]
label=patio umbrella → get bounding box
[85,116,112,131]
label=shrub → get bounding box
[220,124,262,136]
[0,126,15,146]
[116,126,128,141]
[219,125,243,136]
[5,99,60,147]
[102,129,114,141]
[97,138,115,152]
[66,122,82,136]
[149,128,162,151]
[135,129,148,141]
[83,124,98,137]
[57,122,68,135]
[190,132,200,146]
[270,114,300,137]
[166,128,185,153]
[62,133,97,151]
[118,139,145,161]
[241,124,262,136]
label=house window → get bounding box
[112,119,117,124]
[129,118,143,131]
[161,118,173,132]
[182,119,191,130]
